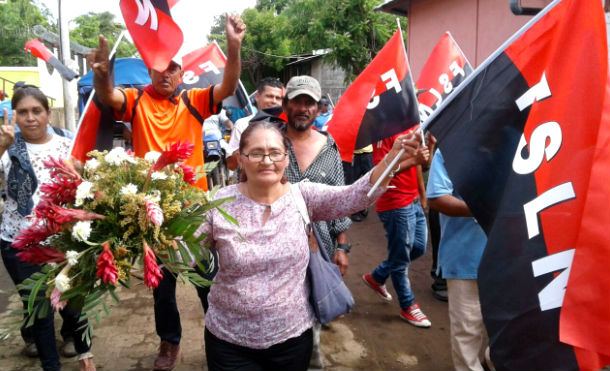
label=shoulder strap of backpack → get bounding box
[131,88,145,121]
[180,90,205,125]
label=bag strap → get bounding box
[291,183,329,257]
[290,182,311,232]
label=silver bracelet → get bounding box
[383,155,401,177]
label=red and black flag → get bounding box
[326,30,419,162]
[119,0,184,72]
[178,42,251,111]
[24,39,78,81]
[70,55,117,163]
[424,0,610,369]
[416,32,472,122]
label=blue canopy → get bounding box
[77,58,151,113]
[0,100,11,121]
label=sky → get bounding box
[40,0,257,56]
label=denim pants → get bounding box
[1,240,90,371]
[372,201,427,310]
[153,249,219,344]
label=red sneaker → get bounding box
[400,303,432,328]
[362,273,392,301]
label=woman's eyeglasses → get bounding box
[241,151,288,162]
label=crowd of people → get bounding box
[0,13,492,371]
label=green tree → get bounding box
[0,0,53,66]
[284,0,405,80]
[70,12,136,58]
[240,8,291,89]
[208,9,291,91]
[255,0,294,14]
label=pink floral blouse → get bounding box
[199,171,385,349]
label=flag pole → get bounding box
[367,19,407,198]
[366,147,404,198]
[68,30,126,155]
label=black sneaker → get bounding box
[350,213,363,222]
[431,276,448,302]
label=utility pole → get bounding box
[58,0,75,131]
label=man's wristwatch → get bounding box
[336,243,351,253]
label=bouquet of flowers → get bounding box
[4,141,234,343]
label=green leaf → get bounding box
[109,289,120,304]
[26,271,51,315]
[217,206,238,225]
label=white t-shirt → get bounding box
[0,134,72,242]
[226,113,255,156]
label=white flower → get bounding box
[74,181,95,206]
[146,190,161,203]
[65,250,79,266]
[104,147,136,166]
[144,151,162,163]
[72,221,92,242]
[55,274,71,293]
[151,171,168,181]
[84,158,100,171]
[48,262,58,269]
[120,183,138,195]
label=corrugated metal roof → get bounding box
[374,0,411,16]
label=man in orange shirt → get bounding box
[89,15,245,191]
[88,14,246,371]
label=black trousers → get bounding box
[342,152,374,185]
[153,249,218,344]
[205,327,313,371]
[1,240,90,371]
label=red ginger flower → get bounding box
[33,201,105,232]
[176,163,196,185]
[12,224,55,250]
[43,157,81,181]
[16,245,66,264]
[39,176,81,205]
[96,241,119,285]
[143,241,163,289]
[152,141,194,171]
[50,287,67,310]
[145,199,164,226]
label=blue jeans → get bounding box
[153,249,218,344]
[1,240,90,371]
[372,201,427,310]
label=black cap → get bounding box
[320,98,329,105]
[249,106,285,124]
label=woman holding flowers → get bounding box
[198,120,428,371]
[0,86,95,371]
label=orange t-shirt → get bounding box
[117,85,219,190]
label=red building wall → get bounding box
[406,0,550,78]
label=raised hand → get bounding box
[87,35,111,77]
[0,108,15,151]
[225,13,246,47]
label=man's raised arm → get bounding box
[87,35,125,112]
[213,14,246,106]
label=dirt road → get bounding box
[0,207,454,371]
